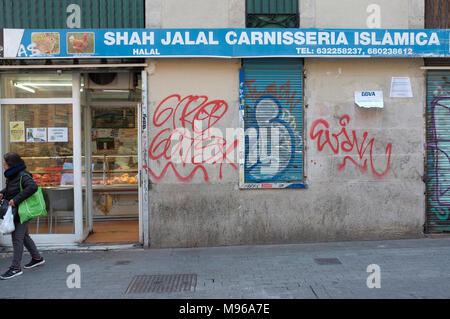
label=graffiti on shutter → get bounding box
[426,71,450,232]
[240,58,305,189]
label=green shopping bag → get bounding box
[18,174,47,224]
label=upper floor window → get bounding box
[246,0,299,28]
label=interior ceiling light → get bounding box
[20,82,72,87]
[14,83,35,93]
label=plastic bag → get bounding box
[0,206,15,235]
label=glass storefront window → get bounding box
[1,104,75,234]
[0,73,73,98]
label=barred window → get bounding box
[246,0,299,28]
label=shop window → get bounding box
[240,58,305,188]
[0,73,72,98]
[0,73,75,234]
[1,103,75,234]
[246,0,299,28]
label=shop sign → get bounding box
[1,28,449,59]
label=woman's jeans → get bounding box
[10,220,41,269]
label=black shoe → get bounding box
[24,258,45,269]
[0,267,23,280]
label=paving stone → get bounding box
[1,238,450,298]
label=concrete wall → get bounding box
[301,0,424,28]
[142,0,427,248]
[146,0,424,29]
[145,58,426,248]
[145,0,245,28]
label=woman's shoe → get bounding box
[24,257,45,269]
[0,267,23,279]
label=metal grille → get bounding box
[246,0,299,28]
[246,0,298,14]
[314,258,342,265]
[246,14,299,28]
[125,274,197,294]
[0,0,145,29]
[425,71,450,233]
[243,58,304,183]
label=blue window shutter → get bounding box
[243,58,304,183]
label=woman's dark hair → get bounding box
[3,152,25,168]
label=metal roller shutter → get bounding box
[243,58,304,184]
[425,70,450,233]
[0,0,145,29]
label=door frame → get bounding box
[140,70,150,247]
[0,73,83,245]
[82,101,141,243]
[80,69,149,245]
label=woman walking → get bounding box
[0,152,44,280]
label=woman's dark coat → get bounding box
[0,171,38,223]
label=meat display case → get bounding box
[21,155,139,190]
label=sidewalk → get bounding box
[0,238,450,299]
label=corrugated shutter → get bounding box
[425,70,450,233]
[243,58,303,183]
[0,0,145,29]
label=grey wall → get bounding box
[146,0,424,29]
[145,0,245,28]
[301,0,424,28]
[143,0,427,248]
[146,58,426,248]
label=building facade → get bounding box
[0,0,449,248]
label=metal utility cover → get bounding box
[125,274,197,294]
[314,258,342,265]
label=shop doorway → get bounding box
[82,72,141,244]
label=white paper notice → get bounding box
[27,128,47,142]
[355,91,384,108]
[48,127,68,142]
[390,77,413,98]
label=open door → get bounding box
[81,71,143,244]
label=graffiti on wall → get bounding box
[243,80,303,183]
[148,94,238,182]
[309,114,392,178]
[426,97,450,228]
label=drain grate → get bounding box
[314,258,342,265]
[125,274,197,294]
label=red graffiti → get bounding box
[245,80,302,112]
[309,114,392,178]
[148,94,238,182]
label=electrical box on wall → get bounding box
[85,72,136,90]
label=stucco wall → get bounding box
[301,0,424,29]
[145,58,426,248]
[145,0,245,28]
[146,0,424,29]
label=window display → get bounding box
[1,103,75,234]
